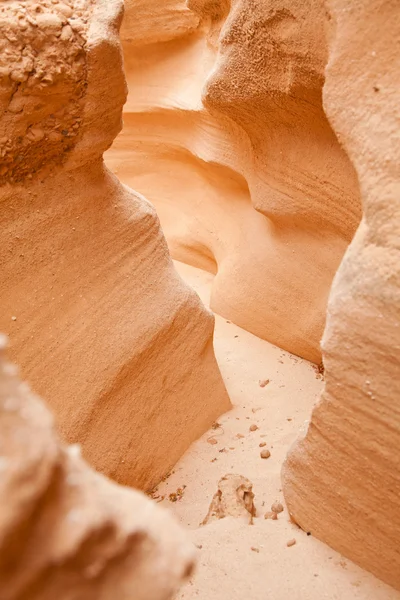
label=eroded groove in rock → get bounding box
[0,0,231,491]
[282,0,400,589]
[0,342,195,600]
[105,0,362,362]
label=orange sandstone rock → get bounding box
[0,0,230,491]
[0,340,195,600]
[106,0,362,362]
[282,0,400,590]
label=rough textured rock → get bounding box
[0,338,195,600]
[201,474,256,525]
[0,0,230,491]
[282,0,400,590]
[105,0,362,362]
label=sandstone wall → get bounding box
[282,0,400,589]
[0,0,230,491]
[0,338,194,600]
[105,0,362,362]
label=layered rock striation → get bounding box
[106,0,362,362]
[0,0,230,490]
[282,0,400,590]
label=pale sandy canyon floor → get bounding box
[153,261,400,600]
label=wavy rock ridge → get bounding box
[106,0,362,362]
[282,0,400,590]
[0,0,230,491]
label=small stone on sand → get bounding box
[251,547,260,553]
[287,539,296,547]
[249,424,258,432]
[260,449,271,459]
[259,379,270,387]
[207,437,218,445]
[259,442,266,447]
[271,502,284,514]
[264,511,278,520]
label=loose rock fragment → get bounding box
[259,379,270,387]
[260,449,271,459]
[271,502,284,514]
[264,511,278,520]
[287,539,297,547]
[249,424,258,432]
[201,474,256,525]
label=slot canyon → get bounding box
[0,0,399,599]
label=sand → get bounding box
[152,261,400,600]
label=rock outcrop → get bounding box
[0,336,195,600]
[282,0,400,590]
[105,0,362,362]
[0,0,230,491]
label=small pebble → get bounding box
[11,316,17,321]
[196,544,203,550]
[249,424,258,432]
[271,502,284,514]
[260,449,271,459]
[207,437,218,445]
[259,442,266,447]
[259,379,270,387]
[251,547,260,553]
[264,511,278,520]
[287,539,296,547]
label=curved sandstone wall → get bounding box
[0,0,230,491]
[0,338,195,600]
[282,0,400,589]
[105,0,362,362]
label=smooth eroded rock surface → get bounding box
[0,0,231,491]
[105,0,362,362]
[282,0,400,590]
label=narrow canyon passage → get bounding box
[105,0,362,364]
[0,0,399,598]
[104,1,400,594]
[151,262,400,600]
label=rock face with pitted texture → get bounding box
[0,338,195,600]
[0,0,230,491]
[282,0,400,590]
[105,0,362,362]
